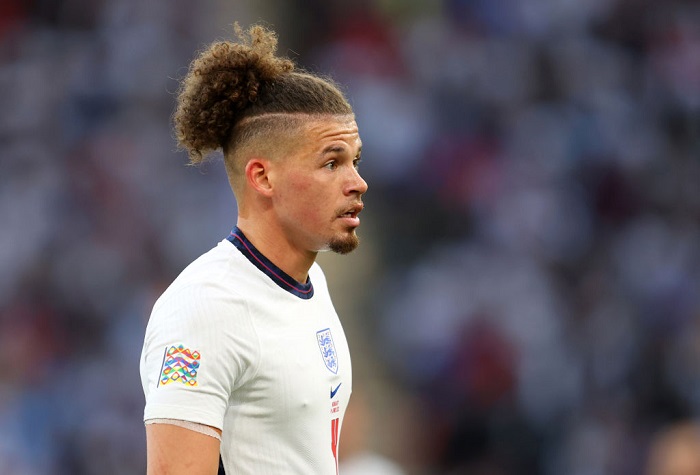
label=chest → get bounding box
[232,296,352,426]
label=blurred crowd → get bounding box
[1,0,699,474]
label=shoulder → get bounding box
[148,240,256,333]
[170,239,243,289]
[155,240,251,308]
[142,241,261,383]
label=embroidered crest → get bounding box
[316,328,338,374]
[158,344,201,387]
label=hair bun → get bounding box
[174,24,294,163]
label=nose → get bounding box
[346,167,368,196]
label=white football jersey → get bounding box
[140,228,352,474]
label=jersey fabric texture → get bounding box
[140,228,352,474]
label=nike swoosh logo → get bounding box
[330,383,342,398]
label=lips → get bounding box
[338,203,363,219]
[337,203,363,227]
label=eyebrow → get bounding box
[321,145,348,155]
[320,145,362,158]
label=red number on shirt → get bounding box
[331,417,340,475]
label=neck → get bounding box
[236,216,317,283]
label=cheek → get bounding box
[279,176,327,220]
[277,173,306,202]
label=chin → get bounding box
[327,232,360,255]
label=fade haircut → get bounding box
[173,24,353,170]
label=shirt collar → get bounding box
[227,227,315,300]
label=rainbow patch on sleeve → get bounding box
[158,344,201,387]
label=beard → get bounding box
[327,231,360,255]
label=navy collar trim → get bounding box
[227,227,314,300]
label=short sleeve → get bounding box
[140,281,259,430]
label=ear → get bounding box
[244,158,274,197]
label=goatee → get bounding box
[328,232,360,255]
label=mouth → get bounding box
[337,203,364,226]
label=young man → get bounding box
[139,25,367,474]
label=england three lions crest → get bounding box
[316,328,338,374]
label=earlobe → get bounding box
[245,158,273,197]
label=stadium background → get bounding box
[1,0,699,473]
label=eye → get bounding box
[353,158,362,170]
[324,160,337,170]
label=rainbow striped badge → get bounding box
[158,344,201,387]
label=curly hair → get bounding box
[174,24,353,164]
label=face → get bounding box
[270,115,368,255]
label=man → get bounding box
[139,24,367,474]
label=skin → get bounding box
[146,424,221,474]
[145,114,367,474]
[236,114,367,282]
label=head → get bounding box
[173,25,367,255]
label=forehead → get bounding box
[301,115,361,152]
